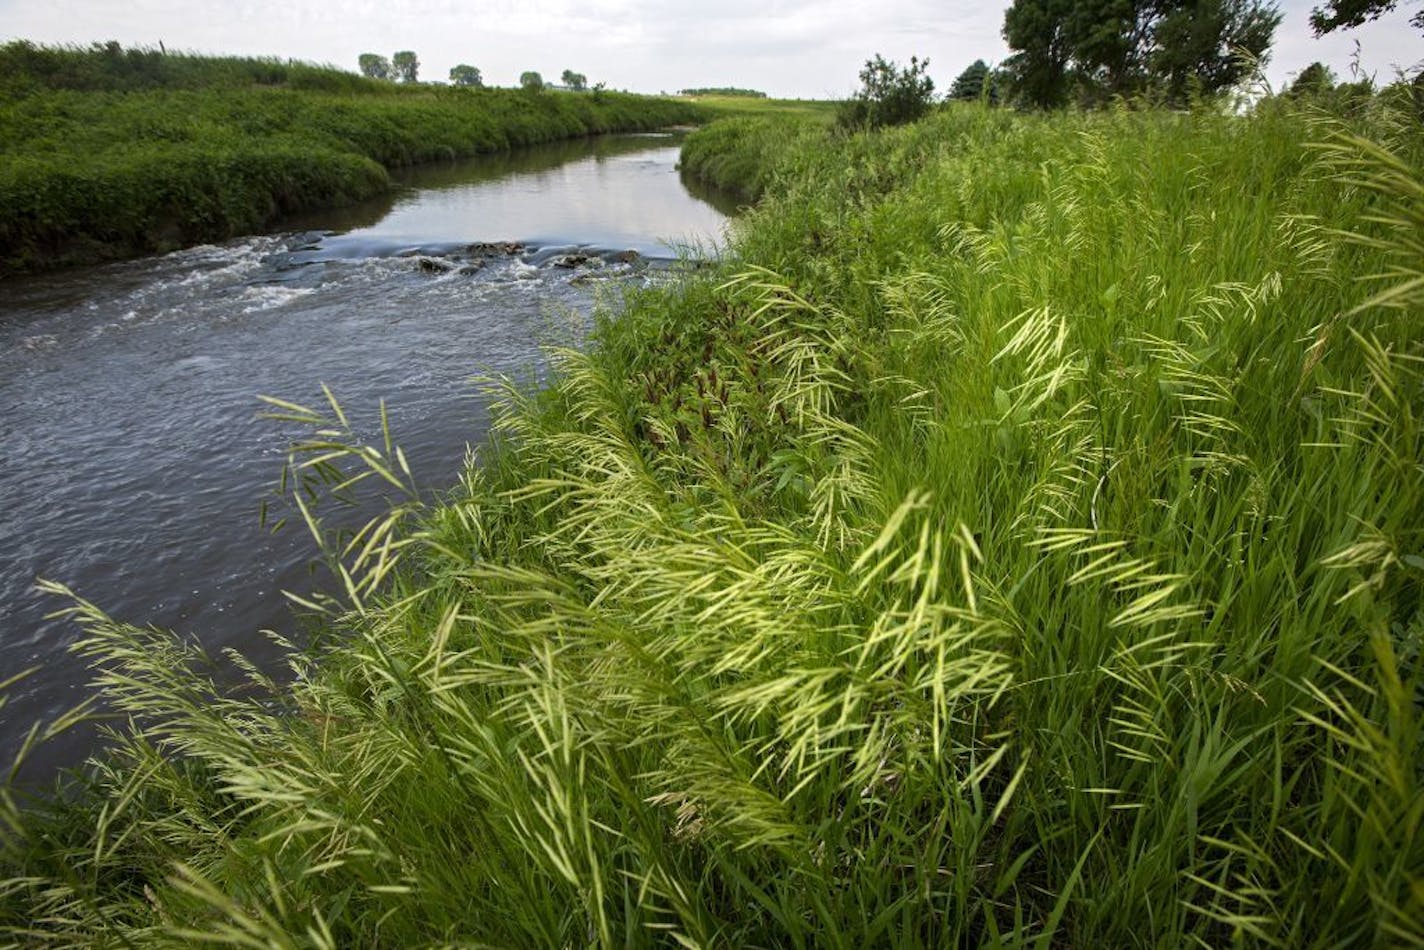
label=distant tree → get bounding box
[1286,60,1336,95]
[358,53,391,81]
[449,64,482,87]
[837,54,935,130]
[392,50,419,83]
[520,70,544,91]
[560,69,587,91]
[1003,0,1280,107]
[949,59,999,102]
[678,87,768,97]
[1310,0,1424,34]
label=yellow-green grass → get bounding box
[686,93,841,121]
[2,93,1421,945]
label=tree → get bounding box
[949,59,999,102]
[1151,1,1280,103]
[837,54,936,130]
[449,64,482,87]
[1002,0,1075,108]
[1003,0,1281,107]
[520,70,545,91]
[357,53,391,81]
[1286,60,1336,96]
[1310,0,1424,34]
[392,50,419,83]
[560,69,587,91]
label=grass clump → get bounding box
[2,94,1422,945]
[0,42,704,276]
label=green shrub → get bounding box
[837,53,935,130]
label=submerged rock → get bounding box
[548,253,602,270]
[467,241,525,257]
[415,256,454,274]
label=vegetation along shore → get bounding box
[2,50,1421,940]
[0,42,703,277]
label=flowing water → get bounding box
[0,132,735,779]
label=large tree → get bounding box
[392,50,419,83]
[449,64,482,87]
[1310,0,1424,33]
[560,69,587,91]
[1002,0,1075,108]
[357,53,391,80]
[1151,0,1280,102]
[520,70,544,91]
[1003,0,1281,107]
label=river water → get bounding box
[0,132,735,778]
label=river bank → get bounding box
[0,43,704,277]
[3,92,1422,943]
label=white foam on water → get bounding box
[239,284,315,313]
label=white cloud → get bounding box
[0,0,1417,97]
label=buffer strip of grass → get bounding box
[1,96,1421,945]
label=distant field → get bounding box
[685,93,840,121]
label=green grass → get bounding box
[687,93,841,121]
[678,114,829,200]
[2,93,1422,946]
[0,42,705,276]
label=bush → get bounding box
[837,54,935,130]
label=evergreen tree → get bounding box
[949,59,997,102]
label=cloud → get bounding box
[0,0,1415,98]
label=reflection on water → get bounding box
[0,132,738,781]
[287,132,733,259]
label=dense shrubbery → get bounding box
[3,89,1421,944]
[0,44,703,275]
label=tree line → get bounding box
[850,0,1417,126]
[357,53,591,91]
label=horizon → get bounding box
[1,1,1419,100]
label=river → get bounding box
[0,132,735,779]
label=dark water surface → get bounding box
[0,132,733,778]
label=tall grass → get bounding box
[2,94,1421,945]
[0,42,704,276]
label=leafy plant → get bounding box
[837,53,935,130]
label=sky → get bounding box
[1,0,1419,98]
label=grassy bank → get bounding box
[3,93,1422,945]
[677,96,838,201]
[0,43,704,277]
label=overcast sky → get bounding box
[1,0,1419,98]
